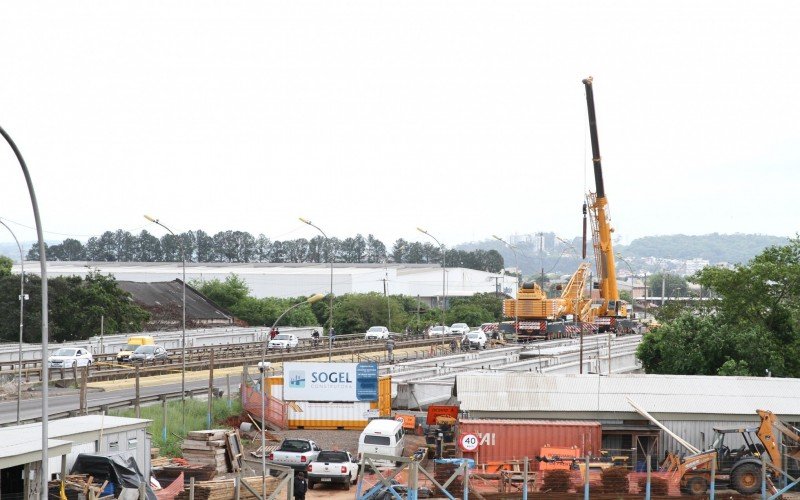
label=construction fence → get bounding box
[356,453,797,499]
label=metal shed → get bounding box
[0,415,151,499]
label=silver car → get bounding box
[130,345,169,364]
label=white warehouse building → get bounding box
[14,261,517,306]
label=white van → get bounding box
[358,419,406,467]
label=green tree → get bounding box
[331,293,408,334]
[637,238,800,377]
[0,273,150,343]
[647,272,689,298]
[0,256,11,276]
[446,303,495,326]
[191,275,249,310]
[448,293,504,321]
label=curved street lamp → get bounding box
[260,293,324,498]
[0,219,26,424]
[492,235,519,337]
[417,227,446,350]
[299,218,334,362]
[1,124,49,497]
[616,253,646,320]
[144,215,187,430]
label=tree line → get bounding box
[28,229,504,272]
[637,237,800,377]
[193,274,505,335]
[0,257,149,343]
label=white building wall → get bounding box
[16,262,512,300]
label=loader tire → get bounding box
[731,463,761,495]
[686,476,708,496]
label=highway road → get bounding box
[0,373,243,425]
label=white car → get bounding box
[465,330,487,349]
[268,333,299,350]
[307,450,359,490]
[450,323,470,336]
[365,326,390,340]
[48,347,93,368]
[428,325,452,336]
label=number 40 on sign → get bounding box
[459,433,479,452]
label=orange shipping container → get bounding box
[459,419,601,469]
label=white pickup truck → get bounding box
[307,450,359,490]
[267,439,321,471]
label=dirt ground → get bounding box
[238,426,800,499]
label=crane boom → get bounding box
[582,77,625,321]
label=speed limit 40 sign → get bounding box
[459,433,479,452]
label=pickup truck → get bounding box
[268,439,321,471]
[307,450,359,490]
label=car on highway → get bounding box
[129,345,169,364]
[306,450,359,490]
[450,323,470,336]
[117,335,155,362]
[47,348,93,369]
[268,333,299,350]
[464,330,487,349]
[427,325,452,337]
[364,326,390,340]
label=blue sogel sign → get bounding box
[355,362,379,401]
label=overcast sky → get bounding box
[0,1,797,250]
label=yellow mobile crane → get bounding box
[581,77,635,333]
[501,262,593,341]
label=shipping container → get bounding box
[260,375,391,430]
[459,419,602,469]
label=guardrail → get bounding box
[0,332,426,372]
[8,386,212,425]
[7,336,449,384]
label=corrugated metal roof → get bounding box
[2,415,152,444]
[118,280,232,321]
[0,415,151,465]
[456,373,800,417]
[460,419,601,426]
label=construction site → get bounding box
[1,76,797,500]
[229,78,799,500]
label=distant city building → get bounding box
[682,258,710,276]
[509,232,556,253]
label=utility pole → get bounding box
[661,273,666,306]
[538,232,545,293]
[492,276,502,296]
[382,270,392,331]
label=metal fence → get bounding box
[356,452,797,499]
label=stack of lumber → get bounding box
[174,476,279,500]
[162,464,217,482]
[182,430,230,474]
[152,456,172,468]
[48,474,110,500]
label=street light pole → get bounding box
[1,124,49,499]
[299,218,334,362]
[417,228,446,351]
[261,293,324,498]
[0,219,26,425]
[144,215,187,431]
[493,235,519,337]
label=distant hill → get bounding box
[457,233,791,276]
[616,233,790,264]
